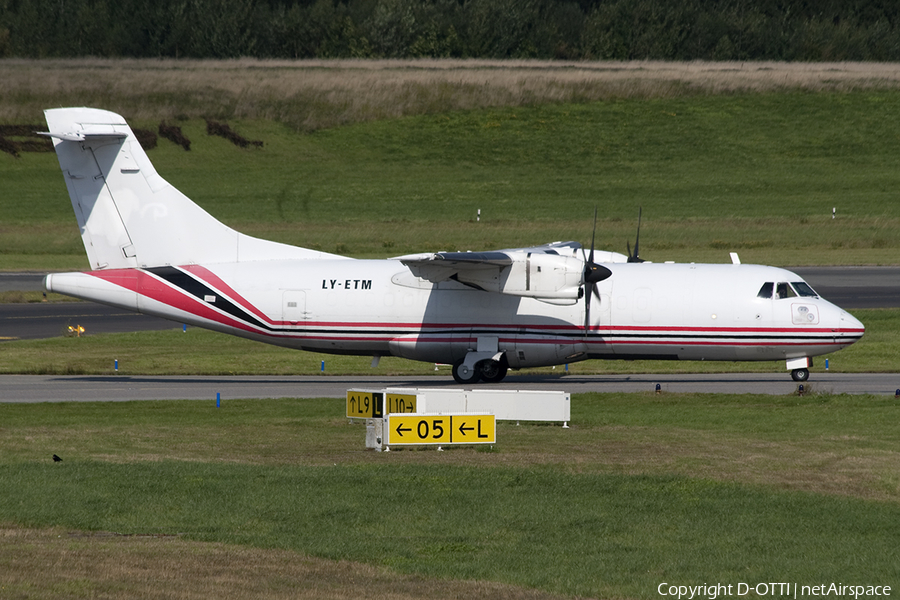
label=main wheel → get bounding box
[791,368,810,382]
[478,359,508,383]
[452,361,481,384]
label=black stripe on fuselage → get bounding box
[141,267,858,345]
[145,266,273,331]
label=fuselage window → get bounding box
[775,282,797,299]
[791,281,819,297]
[757,282,773,298]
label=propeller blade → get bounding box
[584,282,601,333]
[584,207,611,283]
[581,246,590,332]
[582,207,611,334]
[584,282,591,332]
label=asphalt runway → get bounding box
[2,372,898,403]
[0,300,179,341]
[791,266,900,309]
[1,267,898,342]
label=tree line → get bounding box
[1,0,899,61]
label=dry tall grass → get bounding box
[1,526,571,600]
[4,58,900,130]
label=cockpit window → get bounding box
[791,281,819,297]
[775,282,797,299]
[759,281,817,299]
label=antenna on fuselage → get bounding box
[626,207,645,263]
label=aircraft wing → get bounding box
[396,242,588,302]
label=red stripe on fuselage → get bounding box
[88,268,263,335]
[88,268,140,293]
[181,264,280,326]
[86,268,861,345]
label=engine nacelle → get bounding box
[452,252,585,300]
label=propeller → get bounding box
[583,207,612,335]
[626,207,645,263]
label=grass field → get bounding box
[1,393,898,599]
[1,60,899,598]
[2,61,900,270]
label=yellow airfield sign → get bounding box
[386,413,496,446]
[346,390,383,419]
[385,393,417,414]
[347,390,420,419]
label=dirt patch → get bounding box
[132,127,157,150]
[206,119,263,148]
[0,135,19,157]
[159,121,191,150]
[0,525,575,600]
[0,124,43,136]
[0,123,52,157]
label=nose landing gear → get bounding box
[791,368,810,382]
[787,357,812,382]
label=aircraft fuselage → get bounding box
[45,259,863,370]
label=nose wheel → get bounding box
[791,368,810,382]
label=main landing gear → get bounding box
[791,368,810,382]
[452,358,509,384]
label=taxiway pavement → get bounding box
[1,372,898,403]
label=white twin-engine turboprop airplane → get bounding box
[41,107,864,384]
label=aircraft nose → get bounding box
[837,309,865,345]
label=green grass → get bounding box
[4,462,897,597]
[1,394,898,598]
[3,92,900,269]
[4,62,898,599]
[1,307,895,375]
[0,291,72,303]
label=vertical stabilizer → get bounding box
[43,107,342,270]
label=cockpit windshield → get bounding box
[775,282,795,299]
[757,281,819,299]
[791,281,819,297]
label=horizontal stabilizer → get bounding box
[39,130,128,142]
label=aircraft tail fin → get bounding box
[43,107,339,270]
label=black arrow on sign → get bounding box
[395,422,412,437]
[458,421,474,436]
